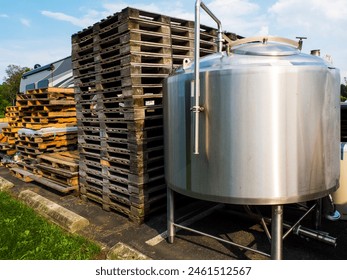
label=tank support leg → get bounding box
[314,198,322,230]
[167,188,175,243]
[271,205,283,260]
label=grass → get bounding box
[0,191,101,260]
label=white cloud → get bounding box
[36,0,347,81]
[0,38,71,81]
[103,2,160,14]
[186,0,266,36]
[41,10,103,28]
[208,0,259,15]
[0,14,9,18]
[269,0,347,33]
[268,0,347,81]
[256,25,269,36]
[20,18,30,27]
[314,0,347,20]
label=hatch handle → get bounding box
[229,36,301,49]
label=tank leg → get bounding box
[271,205,283,260]
[167,188,175,243]
[314,198,322,230]
[322,195,341,222]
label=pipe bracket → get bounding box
[190,106,205,112]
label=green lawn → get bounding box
[0,191,101,260]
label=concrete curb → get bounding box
[0,176,14,191]
[18,190,89,233]
[107,242,151,260]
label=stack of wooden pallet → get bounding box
[35,151,79,192]
[16,88,77,129]
[0,106,22,156]
[72,7,238,223]
[11,150,79,193]
[17,127,78,163]
[14,87,76,162]
[9,87,79,193]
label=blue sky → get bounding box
[1,0,347,83]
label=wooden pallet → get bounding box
[18,139,77,150]
[10,167,35,182]
[20,133,77,143]
[2,105,22,152]
[0,133,7,143]
[34,176,78,193]
[11,166,78,193]
[23,123,77,130]
[35,167,78,187]
[37,151,79,172]
[16,161,37,173]
[26,87,74,95]
[32,151,79,192]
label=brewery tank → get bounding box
[163,38,340,205]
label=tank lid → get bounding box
[231,42,299,56]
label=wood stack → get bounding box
[0,106,23,156]
[9,87,79,193]
[17,127,77,163]
[15,87,77,162]
[72,7,238,223]
[16,88,76,129]
[10,151,79,193]
[35,151,79,193]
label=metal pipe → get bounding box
[244,205,272,243]
[260,217,272,242]
[193,0,201,155]
[240,205,337,247]
[200,2,223,52]
[193,0,223,154]
[282,203,316,239]
[271,205,283,260]
[325,194,337,214]
[173,223,271,258]
[292,225,337,247]
[167,188,175,243]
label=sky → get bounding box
[0,0,347,83]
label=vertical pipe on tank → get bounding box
[193,0,223,154]
[271,205,283,260]
[193,0,201,155]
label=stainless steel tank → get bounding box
[164,37,340,205]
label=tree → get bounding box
[2,64,31,105]
[0,84,11,117]
[341,78,347,102]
